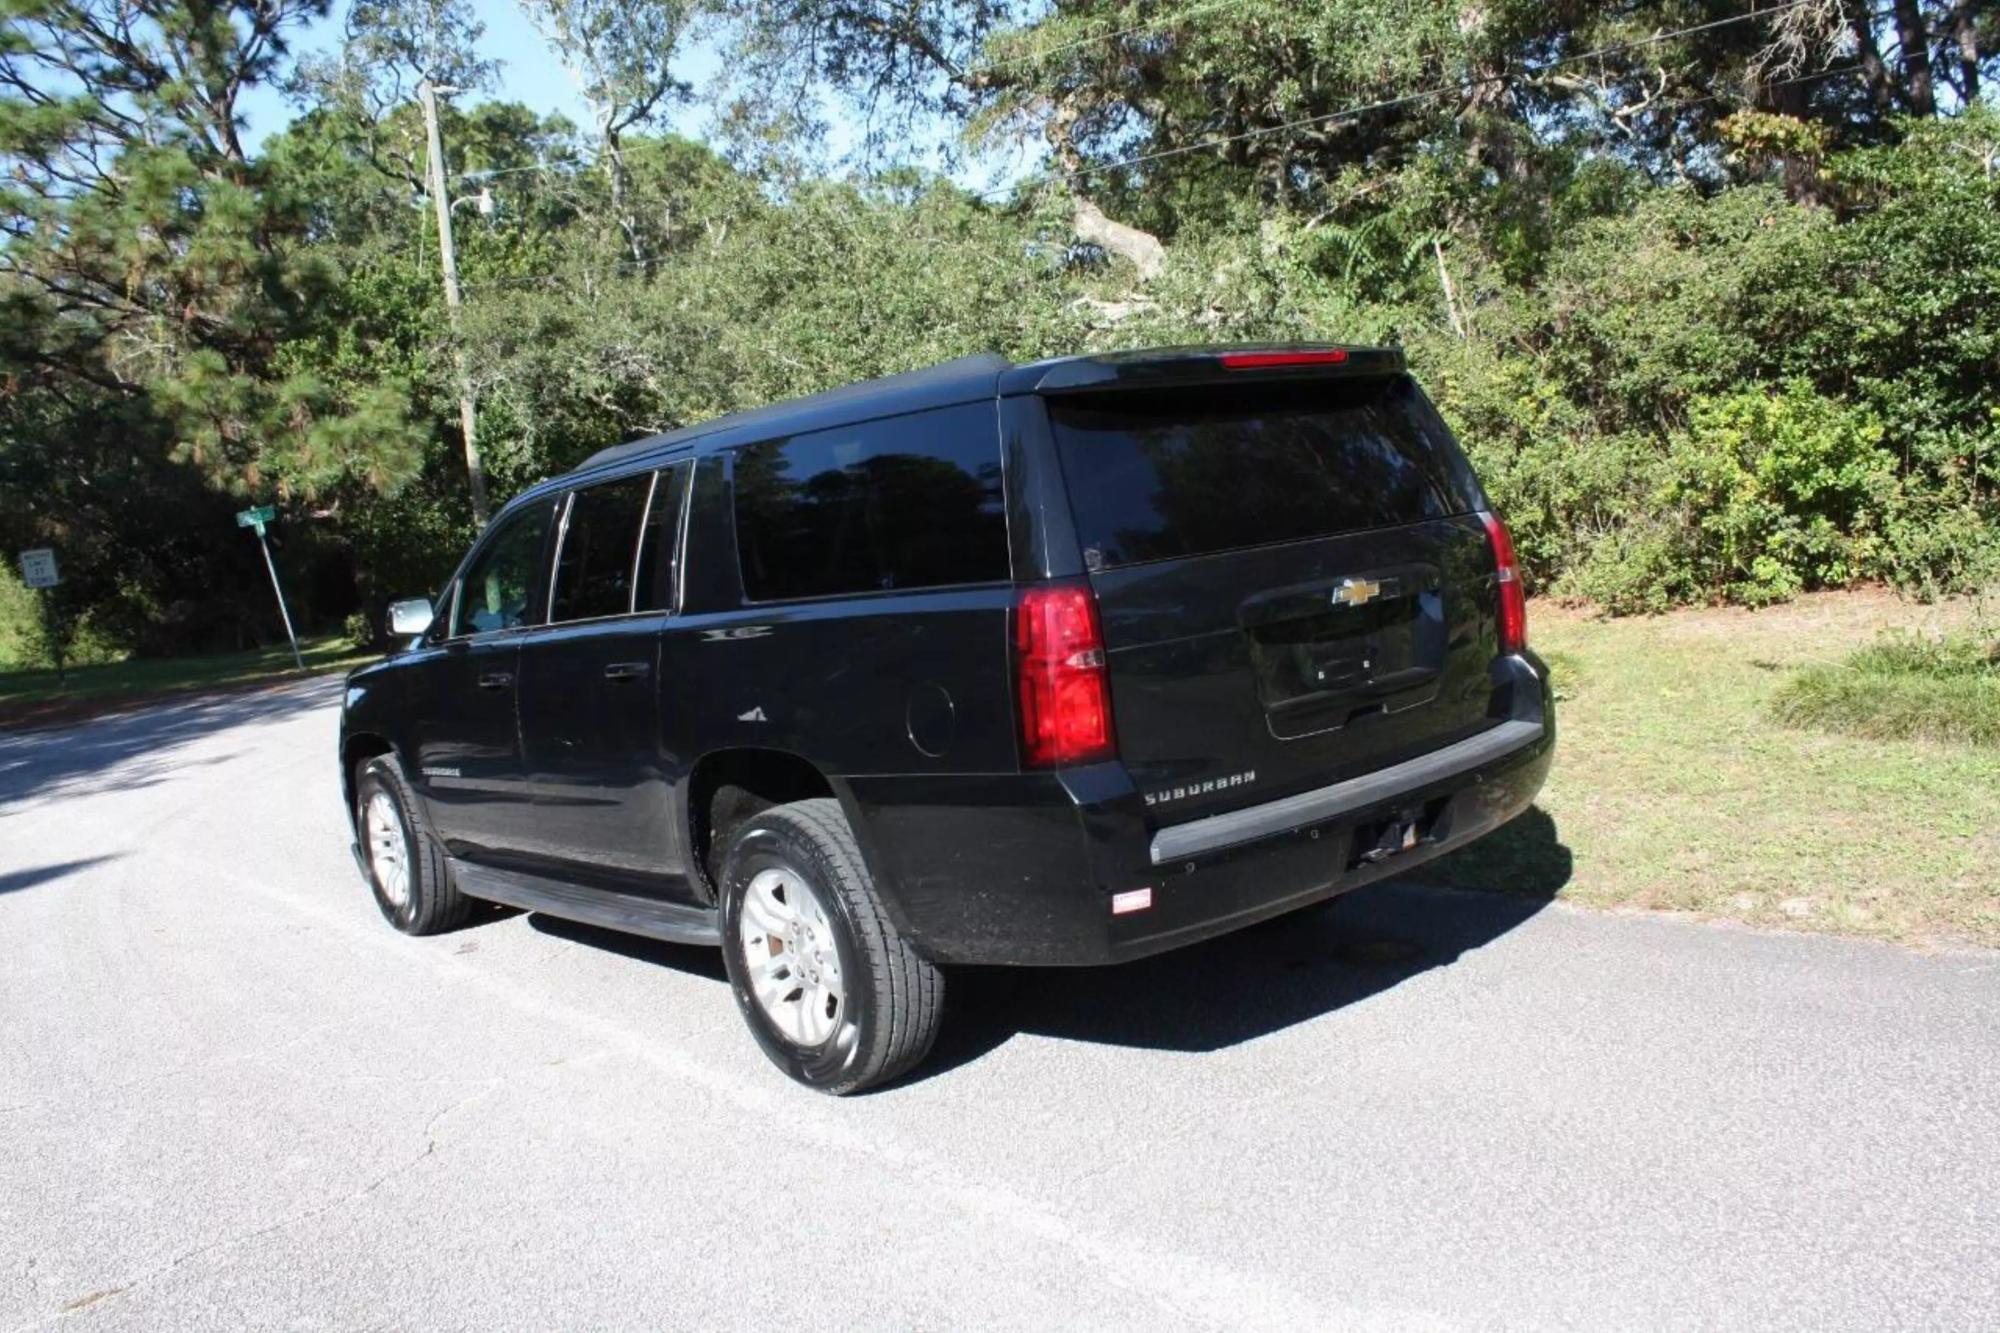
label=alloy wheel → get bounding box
[737,866,845,1047]
[364,790,411,909]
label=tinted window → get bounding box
[633,461,691,612]
[1048,375,1480,570]
[451,501,552,636]
[733,404,1007,601]
[550,473,654,623]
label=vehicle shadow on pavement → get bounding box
[0,676,342,810]
[521,809,1571,1088]
[923,807,1573,1079]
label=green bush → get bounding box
[343,610,376,652]
[1657,384,1894,605]
[0,566,38,669]
[1427,112,2000,611]
[1770,631,2000,746]
[0,567,126,671]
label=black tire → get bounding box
[354,755,473,936]
[717,798,944,1094]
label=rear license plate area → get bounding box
[1254,599,1412,699]
[1242,570,1446,739]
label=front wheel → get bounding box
[354,755,472,936]
[717,798,944,1094]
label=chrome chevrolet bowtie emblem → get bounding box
[1332,577,1382,608]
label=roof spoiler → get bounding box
[999,344,1405,396]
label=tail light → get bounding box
[1014,583,1116,767]
[1478,511,1526,654]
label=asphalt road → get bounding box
[2,677,1997,1331]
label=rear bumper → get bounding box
[1148,715,1543,866]
[844,653,1555,966]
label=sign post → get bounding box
[16,547,66,687]
[236,506,304,671]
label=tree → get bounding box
[521,0,695,262]
[0,0,427,503]
[292,0,497,182]
[5,0,1998,664]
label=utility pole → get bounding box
[418,79,491,528]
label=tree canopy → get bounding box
[1,0,1995,661]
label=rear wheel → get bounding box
[355,755,472,935]
[718,798,943,1094]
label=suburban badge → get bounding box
[1145,771,1256,807]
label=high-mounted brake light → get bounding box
[1217,348,1350,369]
[1014,583,1116,768]
[1478,511,1526,654]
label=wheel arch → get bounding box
[682,746,887,907]
[340,731,397,825]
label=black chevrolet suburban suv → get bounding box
[339,345,1553,1092]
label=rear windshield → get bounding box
[1048,375,1481,570]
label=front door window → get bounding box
[451,504,553,637]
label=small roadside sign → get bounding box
[234,506,303,670]
[18,547,59,589]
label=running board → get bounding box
[452,860,721,947]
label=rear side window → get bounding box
[633,461,691,612]
[732,403,1007,601]
[550,472,654,622]
[1048,375,1481,570]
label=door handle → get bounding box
[476,671,514,690]
[603,661,651,683]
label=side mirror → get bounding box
[387,597,435,638]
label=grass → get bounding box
[1769,630,2000,746]
[0,634,375,726]
[1424,590,2000,949]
